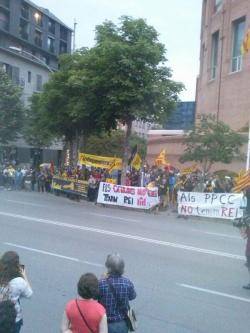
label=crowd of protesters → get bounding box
[0,161,237,207]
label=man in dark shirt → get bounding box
[99,254,136,333]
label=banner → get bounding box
[97,182,159,209]
[78,153,122,170]
[52,177,88,197]
[178,191,244,220]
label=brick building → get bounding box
[196,0,250,130]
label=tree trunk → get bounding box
[121,120,132,185]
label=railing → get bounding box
[0,18,9,31]
[231,55,242,73]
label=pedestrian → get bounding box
[37,171,45,192]
[61,273,107,333]
[99,253,136,333]
[0,251,33,333]
[0,300,16,333]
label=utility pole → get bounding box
[73,19,77,53]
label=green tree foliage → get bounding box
[0,69,24,144]
[180,115,245,173]
[84,130,147,159]
[84,16,184,179]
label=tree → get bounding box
[25,50,110,165]
[180,115,245,174]
[82,16,184,181]
[0,69,24,145]
[84,130,147,159]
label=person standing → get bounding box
[99,254,136,333]
[0,251,33,333]
[61,273,107,333]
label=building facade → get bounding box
[164,101,196,130]
[0,0,72,165]
[196,0,250,131]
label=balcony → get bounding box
[0,0,9,9]
[34,36,42,47]
[0,17,9,31]
[231,55,242,73]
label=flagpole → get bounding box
[246,121,250,171]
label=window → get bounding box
[210,31,219,79]
[0,8,9,30]
[19,18,29,40]
[28,71,31,83]
[0,0,9,8]
[231,17,245,72]
[34,29,42,47]
[11,66,20,85]
[36,74,42,91]
[214,0,222,12]
[59,41,67,54]
[21,2,29,19]
[47,37,55,53]
[48,19,55,34]
[60,26,68,41]
[34,11,42,26]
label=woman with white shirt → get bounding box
[0,251,33,333]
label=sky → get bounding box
[35,0,202,101]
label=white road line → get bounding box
[4,200,46,208]
[0,211,245,260]
[4,242,103,268]
[203,231,241,240]
[90,213,140,223]
[178,283,250,303]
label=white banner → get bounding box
[178,192,244,220]
[97,182,159,209]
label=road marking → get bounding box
[4,200,46,208]
[0,211,245,260]
[191,229,241,240]
[4,242,103,268]
[203,231,241,239]
[90,213,140,223]
[178,283,250,303]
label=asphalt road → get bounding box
[0,189,249,333]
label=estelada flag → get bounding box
[233,170,250,192]
[241,29,250,55]
[131,153,142,171]
[154,149,167,166]
[128,145,138,166]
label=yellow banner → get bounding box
[78,153,122,170]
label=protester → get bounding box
[61,273,107,333]
[0,251,33,333]
[99,253,136,333]
[0,300,16,333]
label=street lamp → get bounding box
[9,46,53,73]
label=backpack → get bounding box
[0,285,10,302]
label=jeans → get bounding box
[15,320,23,333]
[108,320,128,333]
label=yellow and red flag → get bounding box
[154,149,167,166]
[233,170,250,192]
[241,29,250,55]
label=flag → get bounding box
[154,149,167,166]
[181,164,198,175]
[128,145,138,166]
[241,29,250,55]
[233,170,250,192]
[131,153,142,171]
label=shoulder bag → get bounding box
[75,299,95,333]
[106,279,137,331]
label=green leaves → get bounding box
[180,115,245,172]
[0,69,24,145]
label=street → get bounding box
[0,190,249,333]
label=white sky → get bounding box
[35,0,202,101]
